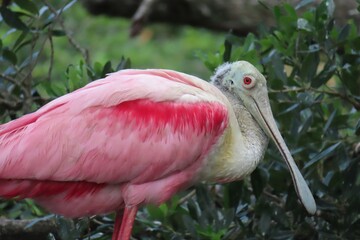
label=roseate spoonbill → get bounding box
[0,61,316,239]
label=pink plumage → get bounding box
[0,69,229,239]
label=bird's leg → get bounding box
[113,206,138,240]
[112,210,123,240]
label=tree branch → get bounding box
[131,0,158,37]
[82,0,360,36]
[0,217,58,240]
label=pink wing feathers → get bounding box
[0,69,229,216]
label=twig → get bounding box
[42,0,91,66]
[47,33,55,81]
[178,189,196,205]
[0,98,22,110]
[313,88,360,111]
[269,87,306,93]
[270,87,360,110]
[263,189,284,208]
[130,0,158,37]
[0,74,28,94]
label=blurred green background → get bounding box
[34,5,224,80]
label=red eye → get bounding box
[243,76,252,85]
[242,76,255,89]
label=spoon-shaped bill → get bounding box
[249,95,316,214]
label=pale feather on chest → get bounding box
[199,89,268,183]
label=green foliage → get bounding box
[1,0,359,239]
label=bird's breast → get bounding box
[198,100,269,183]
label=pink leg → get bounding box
[112,206,138,240]
[112,210,123,240]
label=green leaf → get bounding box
[116,56,131,71]
[242,33,256,52]
[50,29,66,37]
[297,18,313,32]
[223,182,243,208]
[278,103,301,115]
[101,61,113,77]
[283,3,297,20]
[338,24,350,42]
[250,168,264,198]
[323,109,337,134]
[311,62,336,88]
[223,38,232,62]
[36,82,52,99]
[146,205,165,221]
[298,109,313,135]
[304,142,342,169]
[2,48,17,64]
[13,30,30,52]
[19,51,39,69]
[258,211,271,236]
[295,0,315,10]
[340,64,360,96]
[0,6,29,31]
[14,0,38,15]
[299,52,319,82]
[62,0,77,12]
[355,119,360,135]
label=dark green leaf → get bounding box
[2,48,17,64]
[19,51,39,69]
[13,30,29,52]
[298,110,313,135]
[300,53,320,82]
[223,182,243,208]
[258,211,271,235]
[323,109,337,134]
[222,38,232,62]
[278,103,300,115]
[116,56,131,71]
[311,62,336,88]
[250,168,264,198]
[297,18,313,32]
[0,6,29,31]
[101,61,113,77]
[62,0,77,12]
[338,24,350,42]
[355,119,360,135]
[14,0,38,15]
[295,0,315,10]
[146,205,165,221]
[50,29,66,37]
[326,0,335,18]
[304,142,342,169]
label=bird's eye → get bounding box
[243,76,255,89]
[229,80,234,85]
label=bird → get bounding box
[0,61,316,240]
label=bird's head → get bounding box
[212,61,316,215]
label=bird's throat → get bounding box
[200,84,269,182]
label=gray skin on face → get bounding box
[211,61,317,215]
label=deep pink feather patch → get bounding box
[107,99,227,136]
[0,179,106,199]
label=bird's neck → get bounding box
[200,84,269,182]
